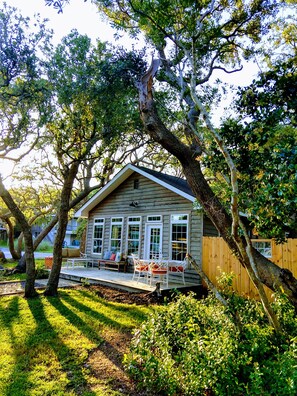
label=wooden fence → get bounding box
[202,237,297,299]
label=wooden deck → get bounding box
[60,266,200,293]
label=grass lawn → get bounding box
[0,287,156,395]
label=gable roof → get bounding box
[75,164,195,217]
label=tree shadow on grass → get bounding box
[75,287,153,326]
[47,288,154,391]
[0,296,21,334]
[2,296,96,396]
[48,290,136,370]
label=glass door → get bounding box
[145,224,162,259]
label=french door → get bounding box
[144,224,163,259]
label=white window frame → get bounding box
[147,215,162,223]
[126,216,141,256]
[170,214,189,261]
[92,218,105,255]
[109,217,123,253]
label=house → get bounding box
[31,218,80,247]
[75,164,218,283]
[53,218,80,247]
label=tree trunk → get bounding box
[17,232,24,256]
[0,178,37,297]
[44,162,80,296]
[13,179,100,273]
[137,64,297,307]
[1,217,21,260]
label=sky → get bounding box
[5,0,127,46]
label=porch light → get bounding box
[129,201,139,207]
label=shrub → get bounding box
[124,292,297,395]
[36,241,53,252]
[35,268,49,279]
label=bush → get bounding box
[35,241,53,252]
[124,292,297,395]
[35,268,49,279]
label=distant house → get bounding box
[54,218,80,247]
[75,164,220,282]
[31,218,80,247]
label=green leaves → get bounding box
[0,4,52,158]
[125,292,297,395]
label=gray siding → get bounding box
[86,173,202,283]
[203,215,219,237]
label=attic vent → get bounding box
[134,179,139,189]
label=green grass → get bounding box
[0,288,155,395]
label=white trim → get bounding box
[170,213,189,261]
[126,216,142,256]
[75,164,195,217]
[92,217,105,256]
[109,217,123,253]
[144,223,163,260]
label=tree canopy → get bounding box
[205,55,297,241]
[0,4,52,161]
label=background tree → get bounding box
[206,55,297,242]
[0,185,59,259]
[0,4,52,297]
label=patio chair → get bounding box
[149,258,169,287]
[168,259,188,285]
[131,255,150,283]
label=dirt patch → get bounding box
[83,285,163,395]
[88,330,151,395]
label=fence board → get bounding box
[202,237,297,300]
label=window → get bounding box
[147,215,162,222]
[92,218,104,254]
[171,214,188,261]
[252,240,272,258]
[110,217,123,253]
[127,217,141,256]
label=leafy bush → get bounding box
[124,292,297,395]
[35,240,53,252]
[35,268,49,279]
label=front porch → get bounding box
[59,266,200,293]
